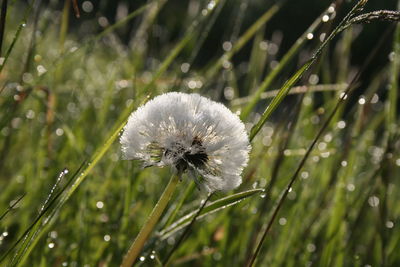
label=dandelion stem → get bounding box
[121,173,181,267]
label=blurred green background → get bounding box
[0,0,399,266]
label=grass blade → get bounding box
[245,11,392,267]
[158,189,263,240]
[205,3,280,80]
[240,3,335,120]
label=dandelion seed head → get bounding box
[120,92,250,192]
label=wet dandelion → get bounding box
[120,92,250,266]
[120,92,250,192]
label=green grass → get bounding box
[0,0,399,266]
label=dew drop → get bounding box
[222,41,232,51]
[307,243,316,252]
[301,171,309,179]
[319,33,326,42]
[309,74,319,85]
[385,221,394,228]
[56,128,64,136]
[224,87,234,100]
[371,94,379,104]
[50,231,58,239]
[180,63,190,73]
[368,196,379,207]
[337,120,346,129]
[104,234,111,242]
[82,1,94,13]
[318,142,327,150]
[96,201,104,209]
[207,0,216,10]
[346,184,355,192]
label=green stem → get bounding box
[121,173,180,267]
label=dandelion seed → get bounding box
[120,92,250,192]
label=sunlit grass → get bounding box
[0,0,399,266]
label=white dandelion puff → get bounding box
[120,92,251,192]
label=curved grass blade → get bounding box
[158,189,264,240]
[249,0,369,141]
[340,10,400,32]
[240,3,335,120]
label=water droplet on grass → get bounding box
[385,221,394,228]
[307,243,316,252]
[104,235,111,242]
[368,196,379,207]
[96,201,104,209]
[207,1,216,10]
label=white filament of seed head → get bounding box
[120,92,251,192]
